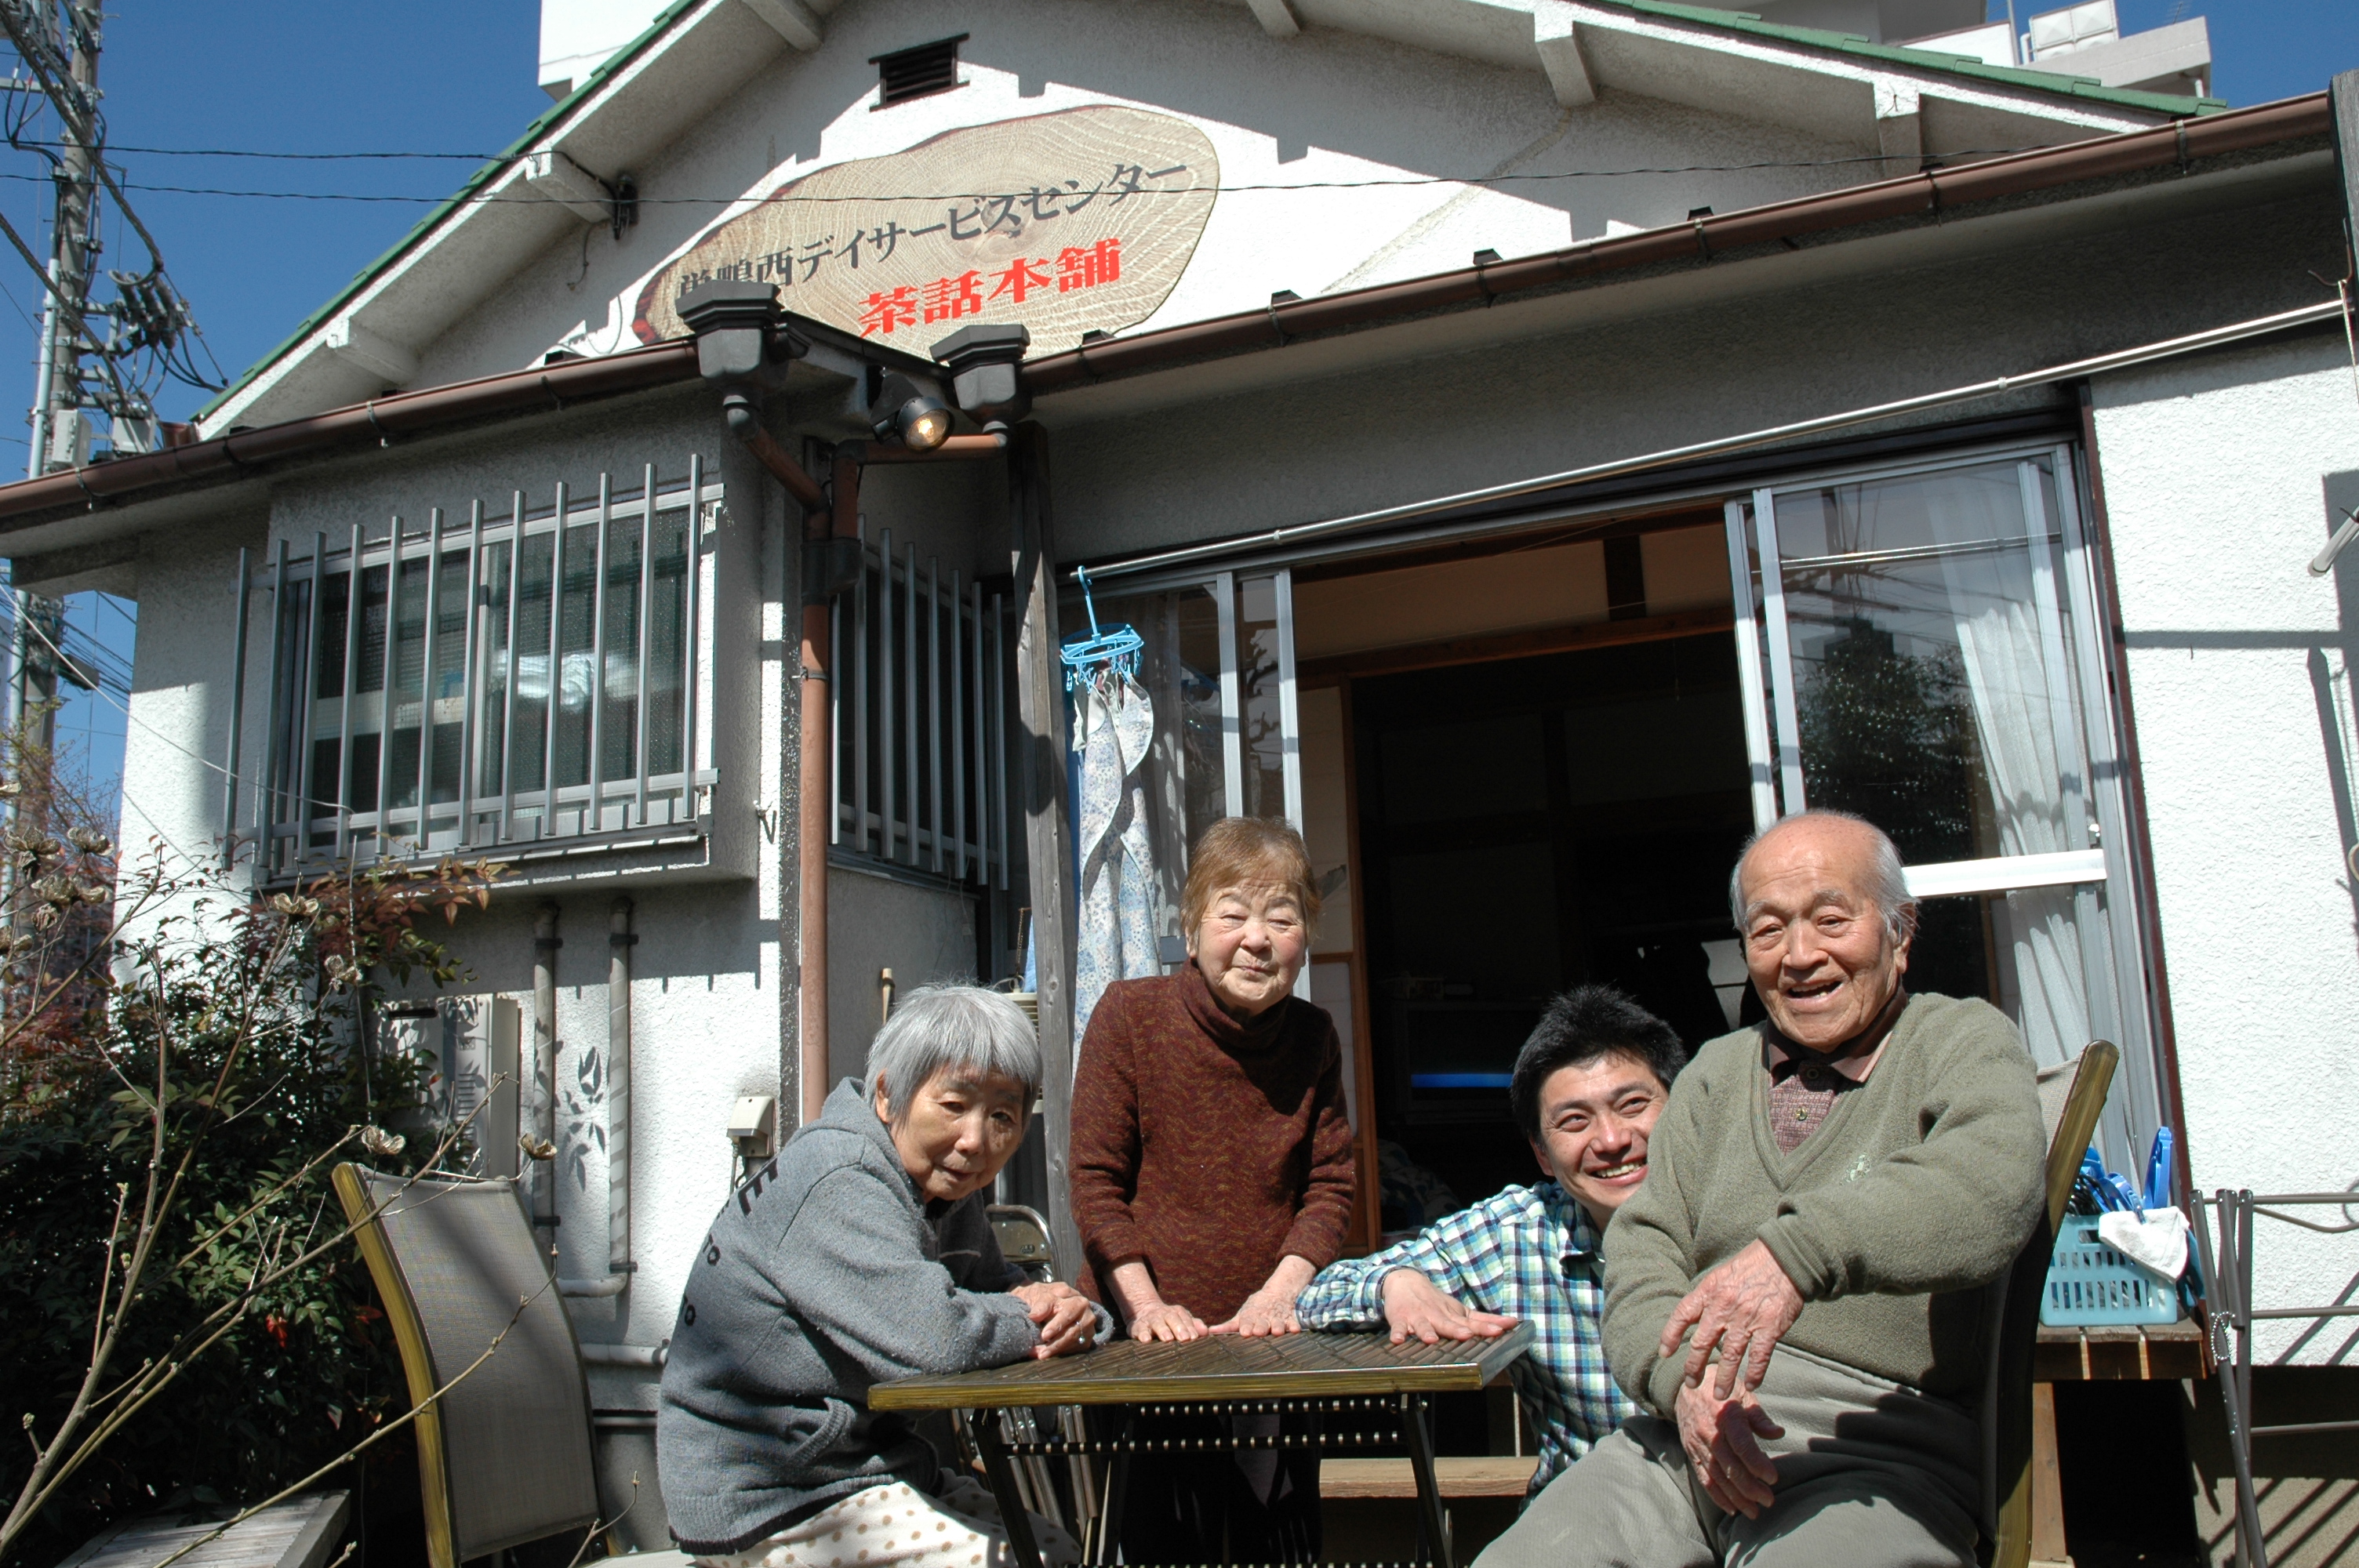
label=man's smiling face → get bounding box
[1530,1051,1668,1229]
[1736,815,1911,1053]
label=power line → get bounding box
[0,147,2045,209]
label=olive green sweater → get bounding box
[1602,993,2044,1415]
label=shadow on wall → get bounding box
[2308,470,2359,952]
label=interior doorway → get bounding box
[1342,631,1754,1221]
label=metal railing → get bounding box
[2192,1188,2359,1568]
[230,459,719,878]
[831,525,1010,889]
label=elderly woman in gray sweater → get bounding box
[660,985,1103,1568]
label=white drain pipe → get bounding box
[561,895,635,1299]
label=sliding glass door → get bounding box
[1729,443,2155,1166]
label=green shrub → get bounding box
[0,852,503,1568]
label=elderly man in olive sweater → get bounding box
[1475,811,2044,1568]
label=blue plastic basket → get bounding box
[2041,1215,2182,1327]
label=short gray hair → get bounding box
[1728,809,1917,942]
[866,984,1041,1124]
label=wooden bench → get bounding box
[1321,1457,1539,1497]
[55,1493,350,1568]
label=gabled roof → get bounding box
[1621,0,2221,114]
[197,0,2220,436]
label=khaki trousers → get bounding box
[1472,1345,1981,1568]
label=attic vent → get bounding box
[871,34,967,109]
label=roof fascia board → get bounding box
[196,0,722,430]
[1608,0,2225,115]
[1558,0,2168,140]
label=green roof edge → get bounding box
[200,0,2228,423]
[194,0,707,422]
[1618,0,2228,117]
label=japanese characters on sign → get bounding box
[631,105,1217,355]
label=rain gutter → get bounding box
[1026,92,2331,395]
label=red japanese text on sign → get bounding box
[858,238,1125,336]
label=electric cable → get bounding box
[0,147,2051,209]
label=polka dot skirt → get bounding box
[695,1478,1081,1568]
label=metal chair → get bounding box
[1983,1040,2120,1568]
[987,1203,1058,1283]
[332,1163,684,1568]
[977,1203,1097,1552]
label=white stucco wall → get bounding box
[824,863,982,1086]
[2094,333,2359,1363]
[424,0,1892,389]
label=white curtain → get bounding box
[1073,674,1163,1045]
[1928,468,2088,1069]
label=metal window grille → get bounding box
[871,34,966,108]
[831,526,1010,888]
[234,459,718,879]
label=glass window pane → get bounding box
[1238,574,1286,823]
[552,522,597,791]
[601,515,644,783]
[642,506,688,778]
[1772,456,2086,868]
[510,531,554,800]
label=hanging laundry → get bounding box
[1073,673,1161,1047]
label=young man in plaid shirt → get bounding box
[1295,985,1687,1497]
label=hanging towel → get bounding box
[1074,675,1162,1048]
[2098,1207,2190,1283]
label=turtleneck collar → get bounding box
[1179,958,1292,1052]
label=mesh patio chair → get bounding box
[1980,1039,2119,1568]
[332,1163,682,1568]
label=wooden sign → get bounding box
[632,105,1218,355]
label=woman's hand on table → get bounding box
[1378,1267,1520,1346]
[1125,1301,1211,1341]
[1108,1260,1209,1341]
[1011,1281,1098,1359]
[1210,1254,1318,1337]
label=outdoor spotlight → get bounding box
[873,372,952,451]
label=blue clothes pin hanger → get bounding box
[1060,564,1143,691]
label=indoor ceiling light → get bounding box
[873,372,952,451]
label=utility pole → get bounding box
[6,1,107,812]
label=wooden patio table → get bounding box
[870,1323,1536,1568]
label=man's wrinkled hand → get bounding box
[1012,1281,1096,1359]
[1674,1379,1784,1519]
[1378,1268,1519,1346]
[1659,1239,1805,1398]
[1210,1285,1302,1338]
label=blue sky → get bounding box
[7,0,2355,818]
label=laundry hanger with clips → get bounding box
[1060,564,1143,691]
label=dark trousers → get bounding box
[1110,1405,1322,1565]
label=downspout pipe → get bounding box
[560,895,636,1299]
[688,282,1011,1131]
[531,902,560,1240]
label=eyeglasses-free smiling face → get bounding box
[1530,1052,1669,1228]
[1737,816,1911,1054]
[873,1068,1030,1205]
[1190,880,1309,1019]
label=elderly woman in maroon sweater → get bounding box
[1070,815,1355,1561]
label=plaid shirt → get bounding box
[1295,1182,1634,1494]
